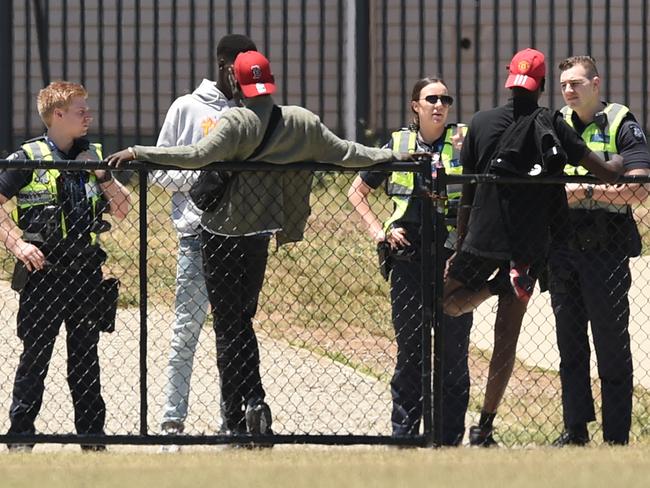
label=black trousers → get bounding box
[390,251,472,445]
[9,263,106,436]
[202,231,270,430]
[549,245,633,444]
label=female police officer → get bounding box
[347,77,471,445]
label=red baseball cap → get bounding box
[504,48,546,91]
[233,51,276,98]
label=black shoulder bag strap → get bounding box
[247,105,282,160]
[189,105,282,213]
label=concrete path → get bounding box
[0,282,391,437]
[472,256,650,389]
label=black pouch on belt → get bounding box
[90,278,120,333]
[570,210,609,251]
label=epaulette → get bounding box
[21,134,47,145]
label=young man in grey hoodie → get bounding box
[150,34,257,445]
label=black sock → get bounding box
[479,411,496,431]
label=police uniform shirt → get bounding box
[0,137,98,247]
[359,133,444,231]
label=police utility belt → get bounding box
[11,245,120,334]
[567,207,641,256]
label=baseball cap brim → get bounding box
[504,73,541,91]
[240,81,276,98]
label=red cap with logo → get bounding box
[233,51,276,98]
[504,48,546,91]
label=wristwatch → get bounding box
[584,184,594,200]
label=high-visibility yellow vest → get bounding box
[12,139,104,244]
[561,103,629,213]
[384,125,465,231]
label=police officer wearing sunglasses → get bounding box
[348,77,472,445]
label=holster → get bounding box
[569,210,610,252]
[88,278,120,333]
[376,241,392,281]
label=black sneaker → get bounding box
[245,402,274,449]
[469,425,498,447]
[80,444,107,452]
[552,429,589,447]
[245,402,273,435]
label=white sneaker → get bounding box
[160,421,183,453]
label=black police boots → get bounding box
[552,425,589,447]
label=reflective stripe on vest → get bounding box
[384,125,465,231]
[561,103,629,213]
[13,140,104,243]
[561,103,627,176]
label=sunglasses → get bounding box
[419,94,454,106]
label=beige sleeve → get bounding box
[315,123,397,167]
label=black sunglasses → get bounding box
[419,94,454,106]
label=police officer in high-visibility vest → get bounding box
[0,81,131,452]
[348,77,472,445]
[550,56,650,446]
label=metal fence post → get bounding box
[138,170,149,435]
[0,0,13,154]
[355,0,370,143]
[431,164,448,447]
[420,156,435,446]
[33,0,50,86]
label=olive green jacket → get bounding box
[133,96,397,243]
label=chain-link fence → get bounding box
[441,170,650,447]
[0,159,649,448]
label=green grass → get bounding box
[2,448,650,488]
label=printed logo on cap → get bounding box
[251,65,262,80]
[517,60,531,73]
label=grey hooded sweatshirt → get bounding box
[149,79,234,237]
